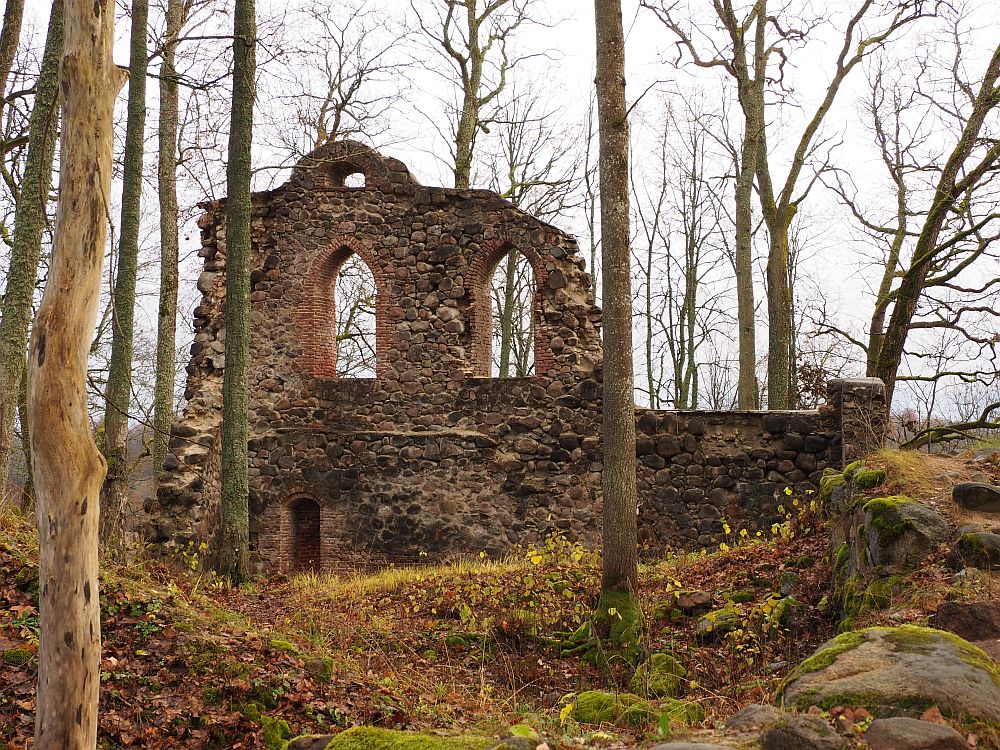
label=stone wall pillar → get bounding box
[828,378,888,466]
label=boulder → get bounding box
[723,704,787,731]
[652,744,737,750]
[759,714,847,750]
[861,496,950,570]
[864,717,971,750]
[778,625,1000,722]
[953,483,1000,512]
[949,531,1000,570]
[929,601,1000,642]
[287,727,519,750]
[696,606,740,642]
[571,690,659,728]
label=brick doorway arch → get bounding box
[297,239,390,378]
[291,497,321,571]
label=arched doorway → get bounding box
[291,497,321,571]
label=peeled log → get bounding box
[28,0,124,746]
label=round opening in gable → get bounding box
[344,172,366,188]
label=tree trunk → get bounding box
[101,0,148,549]
[497,251,517,377]
[216,0,256,584]
[29,0,122,745]
[0,0,24,107]
[151,0,184,483]
[594,0,638,599]
[17,352,32,511]
[452,3,482,190]
[764,213,793,409]
[0,0,63,491]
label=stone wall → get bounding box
[148,140,885,572]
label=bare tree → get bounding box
[29,0,123,744]
[412,0,541,189]
[643,0,932,408]
[826,25,1000,406]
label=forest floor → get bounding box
[1,447,999,750]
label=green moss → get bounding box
[862,496,917,543]
[304,656,334,682]
[443,635,466,648]
[660,698,705,725]
[786,629,867,680]
[572,690,659,728]
[957,533,986,554]
[833,543,849,574]
[630,652,686,698]
[239,701,264,723]
[853,468,887,490]
[728,590,756,604]
[269,638,299,655]
[595,590,643,664]
[2,647,33,667]
[843,460,864,478]
[794,689,935,715]
[885,625,1000,688]
[767,596,800,630]
[696,605,740,641]
[820,473,847,504]
[312,727,494,750]
[262,715,291,750]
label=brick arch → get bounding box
[467,236,553,378]
[297,238,391,378]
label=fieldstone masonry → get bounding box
[149,141,888,572]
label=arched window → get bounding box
[472,245,539,378]
[299,242,384,379]
[333,254,377,378]
[291,497,321,571]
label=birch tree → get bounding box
[29,0,123,744]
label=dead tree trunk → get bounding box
[29,0,123,746]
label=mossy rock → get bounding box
[950,531,1000,571]
[304,656,334,681]
[660,698,705,725]
[861,496,950,570]
[728,589,756,604]
[262,715,292,750]
[571,690,660,728]
[820,473,847,504]
[288,727,495,750]
[2,647,33,667]
[843,460,865,478]
[631,651,686,698]
[270,638,300,655]
[766,596,801,631]
[695,606,740,642]
[853,468,887,490]
[779,625,1000,722]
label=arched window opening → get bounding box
[490,248,536,378]
[344,171,366,188]
[333,253,377,378]
[291,498,321,571]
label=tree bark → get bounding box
[29,0,122,745]
[0,0,24,107]
[0,0,63,491]
[152,0,184,483]
[216,0,256,584]
[16,352,32,511]
[101,0,148,549]
[594,0,638,598]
